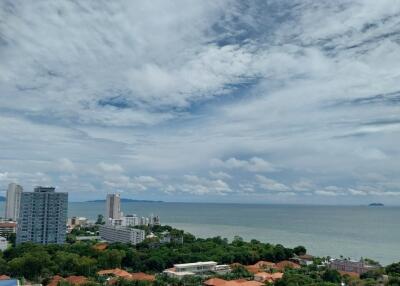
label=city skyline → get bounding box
[1,1,400,204]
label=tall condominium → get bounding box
[5,183,23,221]
[16,186,68,245]
[105,193,121,223]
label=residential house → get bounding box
[254,272,283,283]
[329,258,380,275]
[204,278,264,286]
[275,261,301,271]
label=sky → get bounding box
[1,0,400,204]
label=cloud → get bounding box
[256,175,291,192]
[212,157,276,172]
[103,175,161,192]
[209,171,232,180]
[169,175,232,196]
[315,190,338,196]
[0,1,400,203]
[98,162,124,173]
[58,158,76,172]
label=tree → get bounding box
[75,256,97,276]
[8,251,55,281]
[322,269,341,283]
[98,249,126,269]
[387,262,400,275]
[96,214,105,225]
[293,246,307,256]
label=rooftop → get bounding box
[175,261,217,268]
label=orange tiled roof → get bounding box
[0,275,11,280]
[65,276,88,285]
[245,266,260,274]
[253,261,276,268]
[204,278,264,286]
[94,243,108,251]
[298,254,314,260]
[98,268,132,278]
[130,273,155,282]
[276,261,301,271]
[204,278,228,286]
[48,275,88,286]
[0,223,16,227]
[48,275,63,286]
[254,272,283,282]
[339,271,360,278]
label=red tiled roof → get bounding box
[253,261,276,268]
[254,272,283,282]
[0,275,11,280]
[276,261,301,271]
[130,273,155,282]
[48,275,63,286]
[93,243,108,251]
[204,278,264,286]
[98,268,132,278]
[48,275,88,286]
[339,271,360,278]
[0,223,16,227]
[65,276,88,285]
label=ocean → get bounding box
[2,202,399,265]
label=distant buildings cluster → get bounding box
[2,182,160,248]
[1,183,68,247]
[97,193,160,245]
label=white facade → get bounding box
[99,224,145,245]
[163,261,222,278]
[16,186,68,245]
[0,236,8,251]
[105,194,121,223]
[329,258,380,274]
[5,183,23,221]
[109,214,160,227]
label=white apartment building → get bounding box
[329,258,380,274]
[0,236,8,251]
[5,183,23,221]
[99,224,145,245]
[105,194,121,223]
[163,261,230,278]
[0,221,17,237]
[109,214,160,227]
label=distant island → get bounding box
[369,203,384,207]
[85,198,163,203]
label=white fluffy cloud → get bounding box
[0,0,400,203]
[211,157,276,173]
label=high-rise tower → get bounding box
[16,186,68,244]
[5,183,23,221]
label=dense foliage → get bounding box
[0,225,296,283]
[0,224,399,286]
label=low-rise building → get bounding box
[160,231,184,244]
[204,278,263,286]
[0,222,16,237]
[329,258,380,275]
[0,237,8,251]
[163,261,230,278]
[98,269,155,282]
[290,254,314,266]
[109,214,160,227]
[243,261,276,274]
[275,261,301,271]
[99,225,145,245]
[254,272,283,283]
[69,217,89,228]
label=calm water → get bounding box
[2,202,399,265]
